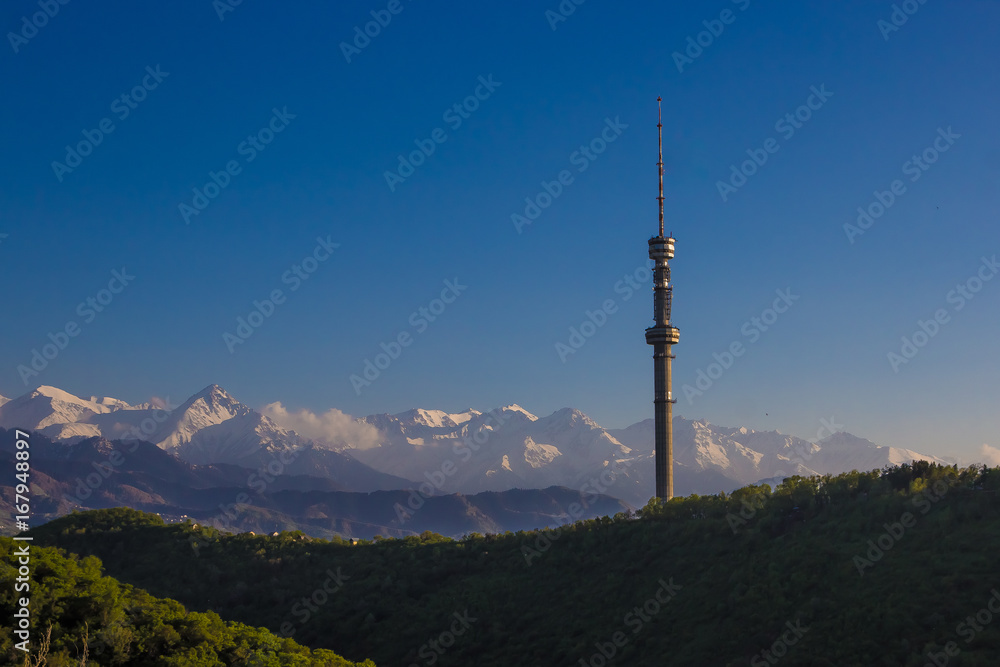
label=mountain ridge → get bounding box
[0,384,948,509]
[0,427,629,539]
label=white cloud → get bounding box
[979,444,1000,467]
[261,402,382,450]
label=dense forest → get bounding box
[6,462,1000,665]
[0,537,372,666]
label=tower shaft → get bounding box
[646,97,679,501]
[653,342,674,499]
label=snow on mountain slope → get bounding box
[609,417,944,489]
[0,384,304,465]
[87,394,134,411]
[39,422,104,441]
[347,404,634,500]
[497,404,538,421]
[523,437,561,468]
[352,405,538,481]
[0,384,952,510]
[0,385,129,431]
[0,386,182,445]
[809,431,947,475]
[156,385,254,447]
[343,404,951,507]
[154,384,307,464]
[393,408,482,429]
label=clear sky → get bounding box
[2,1,997,462]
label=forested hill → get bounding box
[0,537,373,666]
[23,463,1000,666]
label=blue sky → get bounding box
[2,1,997,462]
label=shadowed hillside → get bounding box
[0,536,372,666]
[24,463,1000,666]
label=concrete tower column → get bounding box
[645,97,680,500]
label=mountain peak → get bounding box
[392,408,478,429]
[87,394,133,410]
[547,407,596,428]
[29,385,135,412]
[173,384,251,421]
[33,385,86,402]
[194,383,229,399]
[819,431,877,449]
[1,385,125,430]
[151,384,298,464]
[393,408,455,428]
[497,404,538,421]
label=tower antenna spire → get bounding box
[646,95,679,500]
[657,96,664,238]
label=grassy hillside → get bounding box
[26,463,1000,666]
[0,537,373,666]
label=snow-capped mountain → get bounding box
[394,408,481,430]
[349,405,632,497]
[343,409,948,508]
[341,406,946,508]
[0,384,949,509]
[153,384,311,464]
[0,384,301,465]
[609,418,947,492]
[810,431,942,475]
[0,385,148,440]
[0,385,413,493]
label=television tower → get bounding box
[646,96,680,500]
